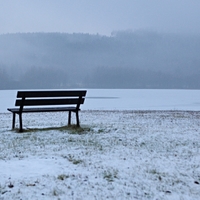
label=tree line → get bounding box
[0,31,200,89]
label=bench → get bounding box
[7,90,87,132]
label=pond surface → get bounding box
[1,89,200,113]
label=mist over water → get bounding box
[0,31,200,89]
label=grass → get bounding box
[14,124,91,134]
[62,154,84,165]
[103,169,119,182]
[57,174,70,181]
[1,110,200,199]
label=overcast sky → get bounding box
[1,0,200,36]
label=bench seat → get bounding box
[7,106,78,113]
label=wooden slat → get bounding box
[17,90,87,98]
[15,98,85,106]
[8,107,78,113]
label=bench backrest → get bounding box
[15,90,87,110]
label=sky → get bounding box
[1,0,200,36]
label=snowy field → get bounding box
[0,109,200,200]
[1,89,200,112]
[1,89,200,199]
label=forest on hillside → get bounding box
[0,31,200,89]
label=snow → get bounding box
[1,109,200,199]
[1,89,200,112]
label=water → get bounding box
[1,89,200,113]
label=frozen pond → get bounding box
[1,89,200,112]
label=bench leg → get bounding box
[76,111,80,127]
[19,113,23,132]
[12,113,16,129]
[68,111,71,125]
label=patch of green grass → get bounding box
[98,129,104,133]
[66,125,92,134]
[13,125,92,134]
[63,154,84,165]
[103,169,119,182]
[57,174,69,181]
[149,169,159,175]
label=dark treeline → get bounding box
[0,31,200,89]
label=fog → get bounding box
[1,1,200,89]
[0,31,200,89]
[1,1,200,35]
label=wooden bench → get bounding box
[7,90,87,132]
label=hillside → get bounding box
[0,31,200,89]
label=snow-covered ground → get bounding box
[0,110,200,199]
[1,89,200,112]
